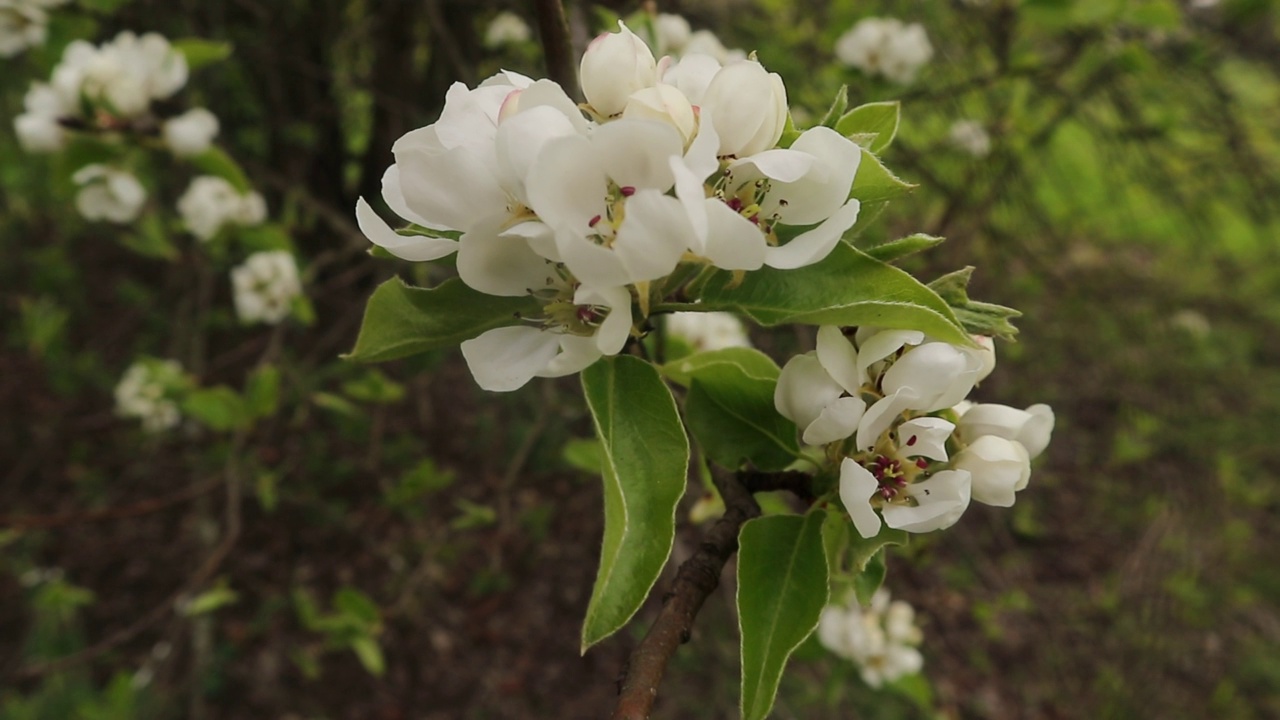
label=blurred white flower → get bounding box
[58,31,187,117]
[665,311,751,352]
[818,589,924,688]
[163,107,220,157]
[484,11,531,48]
[13,82,72,152]
[115,358,186,432]
[178,176,267,241]
[835,17,933,85]
[231,250,302,324]
[948,119,992,157]
[0,0,65,58]
[73,165,147,224]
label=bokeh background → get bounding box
[2,0,1278,718]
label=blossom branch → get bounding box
[533,0,580,101]
[612,467,812,719]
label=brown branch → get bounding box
[612,468,780,720]
[0,476,222,530]
[533,0,580,101]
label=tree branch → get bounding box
[612,467,810,719]
[533,0,580,101]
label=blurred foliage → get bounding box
[1,0,1278,718]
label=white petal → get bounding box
[554,228,632,288]
[882,469,971,533]
[774,352,843,431]
[527,134,607,233]
[537,335,604,378]
[514,79,589,133]
[457,215,557,296]
[701,199,766,270]
[803,396,866,446]
[593,118,683,191]
[1020,404,1055,459]
[683,107,722,181]
[839,458,883,539]
[613,190,694,281]
[856,389,914,451]
[881,342,980,412]
[762,127,861,225]
[763,199,861,270]
[379,166,431,228]
[896,416,955,461]
[672,156,709,250]
[396,144,506,232]
[356,197,458,262]
[576,284,633,355]
[461,326,561,392]
[953,435,1031,507]
[856,329,924,385]
[815,325,861,394]
[728,148,814,183]
[495,104,580,204]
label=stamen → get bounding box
[619,186,636,197]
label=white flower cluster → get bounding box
[0,0,66,58]
[114,358,186,432]
[775,326,1053,538]
[231,250,302,325]
[73,164,147,223]
[948,119,991,158]
[637,13,746,64]
[818,589,923,688]
[666,311,751,352]
[14,31,220,158]
[177,175,267,241]
[835,18,933,85]
[358,22,865,392]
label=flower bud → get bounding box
[952,435,1031,507]
[623,83,697,144]
[958,403,1054,459]
[701,59,788,157]
[580,21,656,118]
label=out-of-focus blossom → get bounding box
[73,164,147,223]
[115,357,186,432]
[231,250,302,324]
[163,107,220,157]
[484,11,531,48]
[948,119,991,157]
[818,589,925,688]
[178,175,267,240]
[665,312,751,352]
[835,18,933,84]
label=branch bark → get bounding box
[611,468,810,719]
[533,0,580,101]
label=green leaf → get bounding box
[120,212,178,260]
[847,524,908,575]
[778,111,801,149]
[818,85,849,129]
[663,349,799,471]
[853,549,888,605]
[562,437,605,475]
[245,364,280,418]
[181,386,250,431]
[738,512,829,720]
[349,635,386,676]
[171,38,233,70]
[696,243,970,345]
[580,356,689,651]
[182,583,239,616]
[189,146,252,194]
[850,148,917,204]
[864,233,945,264]
[341,368,405,404]
[345,277,539,363]
[835,101,901,154]
[928,267,1022,339]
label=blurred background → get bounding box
[2,0,1278,717]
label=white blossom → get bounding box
[949,119,992,158]
[178,176,267,241]
[231,250,302,325]
[835,18,933,85]
[951,434,1031,507]
[580,22,656,118]
[163,107,220,157]
[73,165,146,223]
[957,402,1055,459]
[53,32,188,118]
[818,589,924,688]
[664,312,751,352]
[0,0,65,58]
[484,11,531,48]
[13,82,72,153]
[114,358,185,432]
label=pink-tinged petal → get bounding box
[882,469,971,533]
[593,119,684,191]
[856,389,914,451]
[537,335,604,378]
[577,285,633,355]
[380,166,431,227]
[515,79,589,133]
[763,199,861,270]
[527,134,607,232]
[896,416,955,461]
[774,352,844,431]
[855,329,924,385]
[495,104,581,203]
[839,458,883,539]
[355,197,458,262]
[815,325,861,394]
[613,190,693,281]
[461,326,561,392]
[702,199,766,270]
[396,144,506,232]
[761,127,861,225]
[803,396,866,446]
[728,148,813,183]
[457,215,557,296]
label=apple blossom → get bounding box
[957,402,1055,459]
[0,0,65,58]
[163,108,220,157]
[73,165,147,224]
[13,82,72,153]
[835,18,933,85]
[700,58,788,158]
[949,119,992,158]
[114,358,186,432]
[178,176,267,241]
[580,22,656,119]
[818,589,924,688]
[231,251,302,325]
[951,434,1031,507]
[483,10,531,48]
[664,312,751,352]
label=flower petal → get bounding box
[355,197,458,262]
[460,326,561,392]
[815,325,861,394]
[613,190,694,281]
[701,199,767,270]
[457,215,557,296]
[774,352,844,431]
[593,118,684,191]
[839,458,883,539]
[763,199,861,270]
[882,469,971,533]
[803,395,866,446]
[896,416,955,461]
